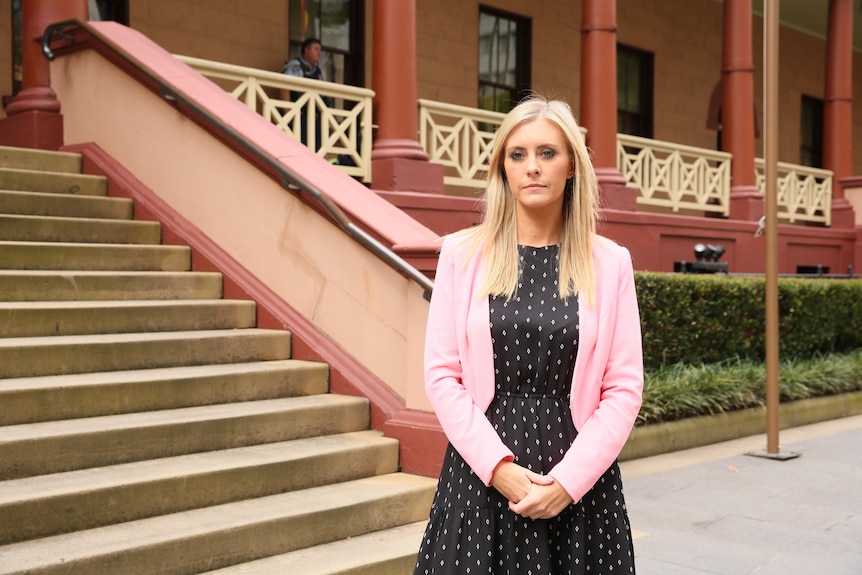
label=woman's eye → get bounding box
[509,151,525,161]
[541,149,556,158]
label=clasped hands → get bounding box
[490,460,573,520]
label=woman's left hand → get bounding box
[508,475,572,519]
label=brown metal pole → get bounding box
[748,0,798,460]
[763,0,780,456]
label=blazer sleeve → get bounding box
[424,239,515,485]
[549,244,644,502]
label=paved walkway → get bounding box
[620,415,862,574]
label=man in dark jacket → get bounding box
[281,38,333,150]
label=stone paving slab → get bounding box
[621,415,862,575]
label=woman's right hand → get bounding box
[490,460,554,503]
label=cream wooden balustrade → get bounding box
[418,100,591,190]
[617,134,731,216]
[418,99,505,189]
[176,55,374,183]
[754,159,832,226]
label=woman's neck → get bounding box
[517,214,562,247]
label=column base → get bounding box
[596,168,638,211]
[5,86,61,116]
[0,110,64,150]
[372,156,445,194]
[729,186,764,221]
[371,138,429,162]
[830,198,856,229]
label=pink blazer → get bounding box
[424,234,644,504]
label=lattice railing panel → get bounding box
[176,55,374,183]
[617,134,731,216]
[754,159,832,226]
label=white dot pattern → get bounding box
[415,245,635,574]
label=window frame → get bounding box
[616,43,654,139]
[800,94,824,168]
[288,0,365,88]
[477,5,531,114]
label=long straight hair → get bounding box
[455,96,600,307]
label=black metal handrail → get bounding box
[41,19,434,297]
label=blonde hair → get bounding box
[455,96,600,307]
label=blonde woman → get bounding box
[414,96,643,574]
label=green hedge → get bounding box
[635,272,862,371]
[638,351,862,425]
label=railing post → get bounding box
[0,0,88,149]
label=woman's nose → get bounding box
[526,154,540,174]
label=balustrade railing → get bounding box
[173,58,832,228]
[617,134,731,216]
[176,55,374,183]
[754,159,832,226]
[418,99,505,189]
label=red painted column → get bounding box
[370,0,443,194]
[824,0,855,228]
[1,0,88,149]
[579,0,636,211]
[723,0,761,221]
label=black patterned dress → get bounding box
[414,245,636,574]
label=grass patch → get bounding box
[638,349,862,426]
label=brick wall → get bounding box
[130,0,291,74]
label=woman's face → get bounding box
[503,118,574,215]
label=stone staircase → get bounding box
[0,145,434,574]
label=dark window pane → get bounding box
[289,0,362,87]
[617,44,653,138]
[321,0,351,51]
[800,95,823,167]
[478,8,529,113]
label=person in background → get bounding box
[413,95,644,574]
[283,37,326,91]
[281,37,355,165]
[281,37,332,151]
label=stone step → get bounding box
[0,360,329,425]
[202,521,428,575]
[0,299,257,338]
[0,166,107,196]
[0,213,160,244]
[0,328,291,378]
[0,241,190,271]
[0,473,435,575]
[0,145,82,174]
[0,394,370,479]
[0,270,223,301]
[0,189,133,219]
[0,430,399,544]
